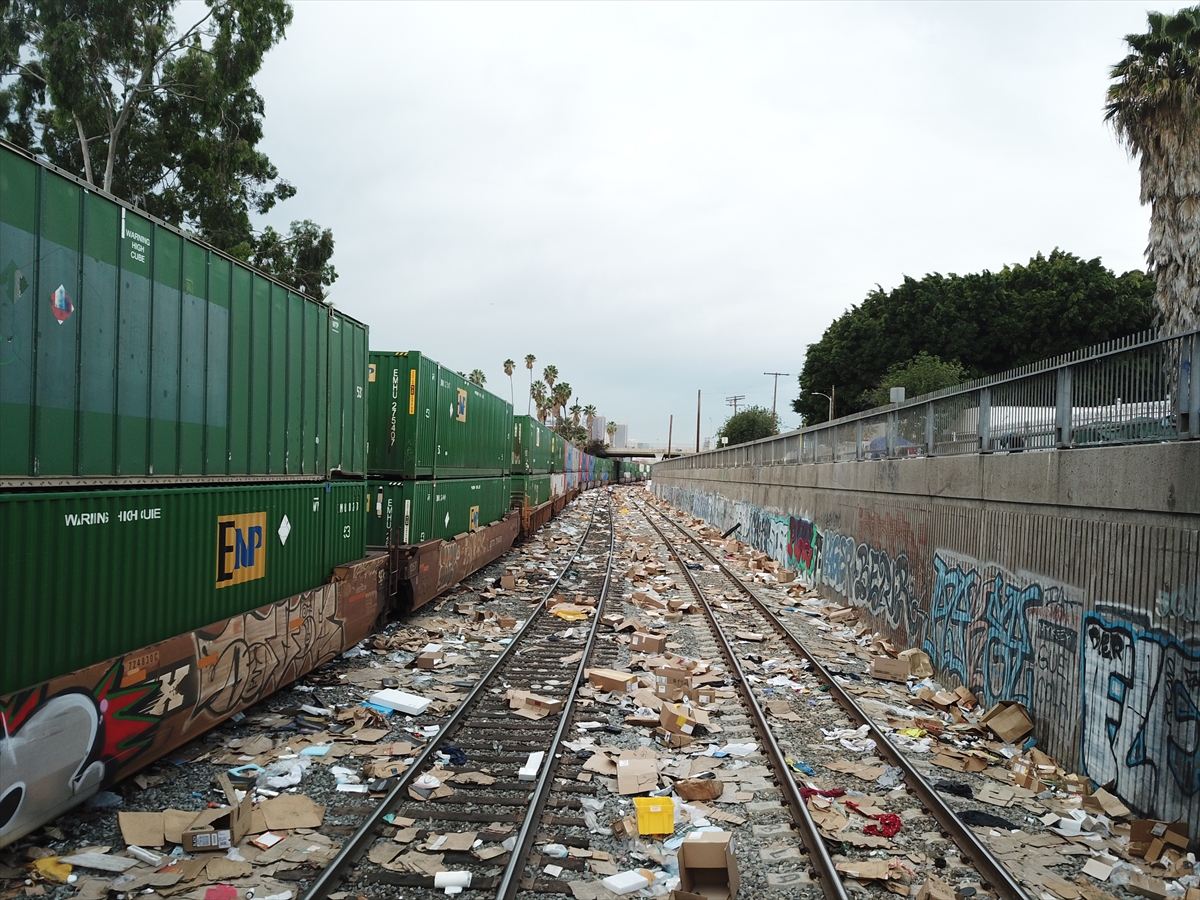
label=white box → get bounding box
[602,871,650,895]
[368,689,431,716]
[518,751,545,781]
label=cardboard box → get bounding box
[1127,873,1171,900]
[500,574,516,590]
[416,650,445,669]
[898,648,934,678]
[677,831,739,900]
[507,689,565,719]
[587,668,637,693]
[496,614,517,629]
[653,667,690,701]
[631,632,668,653]
[369,689,431,716]
[654,727,693,749]
[660,703,709,737]
[870,657,910,683]
[616,750,659,795]
[686,685,718,706]
[182,774,250,852]
[980,701,1034,743]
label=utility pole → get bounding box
[764,372,789,431]
[726,395,745,417]
[666,415,673,459]
[696,390,701,453]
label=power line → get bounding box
[764,372,790,428]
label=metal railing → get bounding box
[657,328,1200,472]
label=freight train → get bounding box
[0,138,646,847]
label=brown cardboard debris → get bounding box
[870,657,909,683]
[631,631,668,653]
[835,859,912,890]
[1080,858,1114,881]
[205,857,252,880]
[980,701,1033,743]
[616,749,659,795]
[163,809,199,845]
[824,759,887,780]
[659,702,710,737]
[976,783,1016,808]
[1084,788,1131,819]
[258,793,326,830]
[915,874,955,900]
[677,831,739,900]
[506,689,565,719]
[425,832,477,852]
[931,753,987,774]
[118,811,165,847]
[734,632,764,642]
[587,668,637,693]
[1126,873,1170,900]
[898,648,934,678]
[675,776,725,801]
[181,773,251,852]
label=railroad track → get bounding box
[304,492,617,900]
[634,496,1031,900]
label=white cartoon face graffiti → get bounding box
[0,693,105,845]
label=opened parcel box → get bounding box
[182,774,251,852]
[678,830,739,900]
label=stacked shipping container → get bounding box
[365,351,513,546]
[0,139,370,699]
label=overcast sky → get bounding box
[252,1,1176,447]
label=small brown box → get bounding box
[416,650,445,669]
[631,631,668,653]
[980,701,1034,744]
[870,657,910,683]
[181,774,251,852]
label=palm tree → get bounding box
[524,354,536,415]
[551,383,571,423]
[584,404,597,437]
[570,403,582,426]
[469,369,486,386]
[542,365,558,391]
[1107,7,1200,333]
[606,422,618,446]
[531,381,548,423]
[503,359,515,407]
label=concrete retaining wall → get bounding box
[652,442,1200,829]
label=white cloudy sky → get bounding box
[251,1,1175,447]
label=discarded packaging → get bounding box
[677,831,739,900]
[369,688,432,716]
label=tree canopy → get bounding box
[793,250,1154,424]
[0,0,337,297]
[1107,6,1200,334]
[717,406,778,446]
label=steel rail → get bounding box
[644,500,1033,900]
[303,492,609,900]
[637,505,850,900]
[496,492,616,900]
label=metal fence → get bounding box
[656,327,1200,472]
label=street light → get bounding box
[812,386,835,422]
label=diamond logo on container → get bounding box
[50,285,73,324]
[278,514,292,546]
[444,511,451,529]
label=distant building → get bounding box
[613,422,628,449]
[590,416,607,442]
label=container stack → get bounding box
[365,352,513,547]
[0,139,370,699]
[511,415,559,508]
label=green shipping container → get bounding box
[366,351,512,478]
[512,415,559,474]
[366,476,511,547]
[0,140,368,486]
[0,481,367,696]
[432,476,512,539]
[512,473,552,507]
[366,479,435,547]
[367,352,439,477]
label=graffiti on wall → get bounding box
[654,479,1198,832]
[0,567,383,849]
[1081,610,1200,823]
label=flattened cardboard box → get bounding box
[678,831,739,900]
[616,750,659,795]
[182,774,251,852]
[870,657,909,683]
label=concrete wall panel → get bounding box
[653,442,1200,831]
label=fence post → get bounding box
[855,420,863,461]
[925,401,935,455]
[1056,367,1073,448]
[978,387,991,452]
[1192,334,1200,441]
[887,409,897,458]
[1181,334,1200,440]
